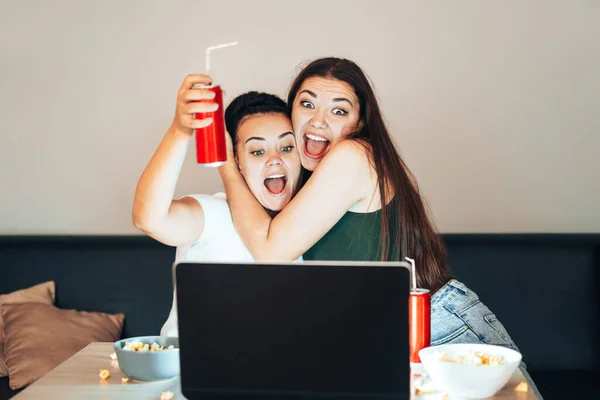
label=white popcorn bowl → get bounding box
[419,343,522,399]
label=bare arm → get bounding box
[219,139,372,260]
[132,74,218,247]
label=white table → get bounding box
[13,342,541,399]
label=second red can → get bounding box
[409,288,431,363]
[193,84,227,167]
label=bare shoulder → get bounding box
[327,140,383,212]
[308,139,376,210]
[174,193,228,208]
[328,139,370,159]
[169,195,205,219]
[172,195,203,209]
[318,139,372,175]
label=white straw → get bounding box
[405,257,416,290]
[205,41,239,72]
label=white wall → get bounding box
[1,0,598,234]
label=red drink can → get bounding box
[409,288,431,363]
[193,84,227,167]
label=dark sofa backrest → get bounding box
[0,236,175,338]
[445,234,600,372]
[1,234,599,372]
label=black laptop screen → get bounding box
[176,262,410,399]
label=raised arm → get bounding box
[219,139,373,260]
[132,74,218,246]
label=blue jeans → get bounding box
[431,279,543,399]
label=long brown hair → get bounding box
[287,57,451,290]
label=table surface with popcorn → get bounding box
[11,342,540,400]
[12,342,182,400]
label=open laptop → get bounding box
[175,261,412,399]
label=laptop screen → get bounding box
[176,261,410,399]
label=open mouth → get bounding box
[264,174,288,195]
[303,133,330,159]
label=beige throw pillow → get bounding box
[0,281,55,376]
[2,303,124,390]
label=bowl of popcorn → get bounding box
[418,343,522,399]
[114,336,180,381]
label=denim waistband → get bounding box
[430,278,473,312]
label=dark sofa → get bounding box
[1,234,599,399]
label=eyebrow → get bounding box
[278,131,294,139]
[245,131,294,144]
[333,97,353,107]
[299,89,354,107]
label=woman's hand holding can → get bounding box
[171,74,219,136]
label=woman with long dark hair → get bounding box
[220,57,450,291]
[218,57,540,396]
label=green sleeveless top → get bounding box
[303,204,397,261]
[303,199,451,293]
